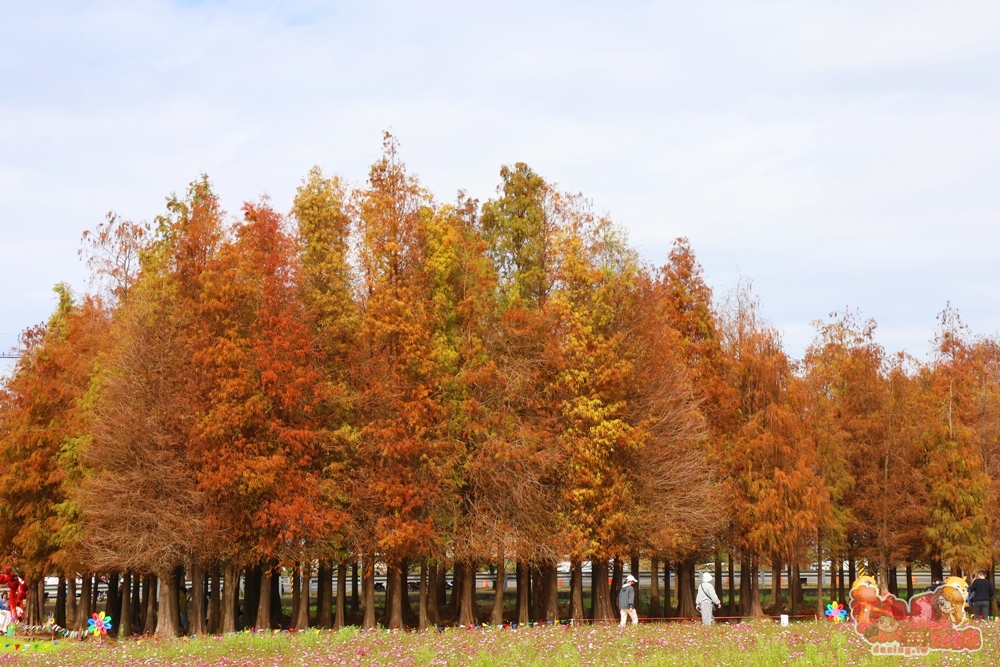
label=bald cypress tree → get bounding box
[920,308,991,574]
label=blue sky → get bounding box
[2,0,999,372]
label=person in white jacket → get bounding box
[695,572,721,625]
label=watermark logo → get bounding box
[849,575,982,656]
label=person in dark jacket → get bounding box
[968,569,994,620]
[618,574,638,627]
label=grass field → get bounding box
[0,621,996,666]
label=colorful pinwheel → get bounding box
[825,602,847,622]
[87,611,113,636]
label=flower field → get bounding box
[0,621,996,667]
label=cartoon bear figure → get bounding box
[849,575,880,629]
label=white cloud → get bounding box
[0,0,998,360]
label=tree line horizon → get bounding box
[1,134,997,637]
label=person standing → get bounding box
[179,585,190,634]
[618,574,638,627]
[968,569,994,621]
[696,572,722,626]
[0,593,10,633]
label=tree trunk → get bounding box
[591,558,615,620]
[138,574,148,631]
[531,565,544,621]
[25,577,40,625]
[56,576,67,629]
[402,561,416,624]
[243,566,259,630]
[208,565,221,634]
[631,553,641,609]
[294,562,310,630]
[544,562,558,622]
[75,574,92,632]
[427,563,440,626]
[589,559,598,617]
[468,563,478,622]
[748,557,763,617]
[351,561,359,614]
[155,568,181,638]
[830,557,838,602]
[450,563,462,618]
[291,565,301,628]
[130,575,140,630]
[837,558,846,605]
[91,574,99,612]
[379,562,395,627]
[714,554,723,610]
[189,564,206,636]
[516,561,530,624]
[143,574,158,634]
[905,563,913,600]
[648,556,660,618]
[105,572,120,624]
[533,563,547,622]
[664,561,672,616]
[930,557,943,583]
[727,555,735,616]
[418,562,428,631]
[739,558,751,616]
[610,558,623,614]
[491,560,505,626]
[204,574,210,631]
[888,567,898,596]
[386,563,404,629]
[771,559,782,613]
[222,563,238,634]
[790,563,799,615]
[317,562,332,629]
[990,563,998,619]
[36,578,45,624]
[255,566,273,630]
[335,562,347,630]
[848,551,857,586]
[362,560,376,629]
[175,567,185,634]
[269,570,281,628]
[119,571,132,638]
[67,575,78,628]
[433,563,446,621]
[816,538,825,619]
[569,559,584,622]
[457,562,476,626]
[677,559,697,618]
[23,578,39,626]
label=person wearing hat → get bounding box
[696,572,722,625]
[618,574,639,627]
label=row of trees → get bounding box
[1,135,998,636]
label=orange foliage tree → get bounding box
[6,136,1000,636]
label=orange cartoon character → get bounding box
[931,577,969,626]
